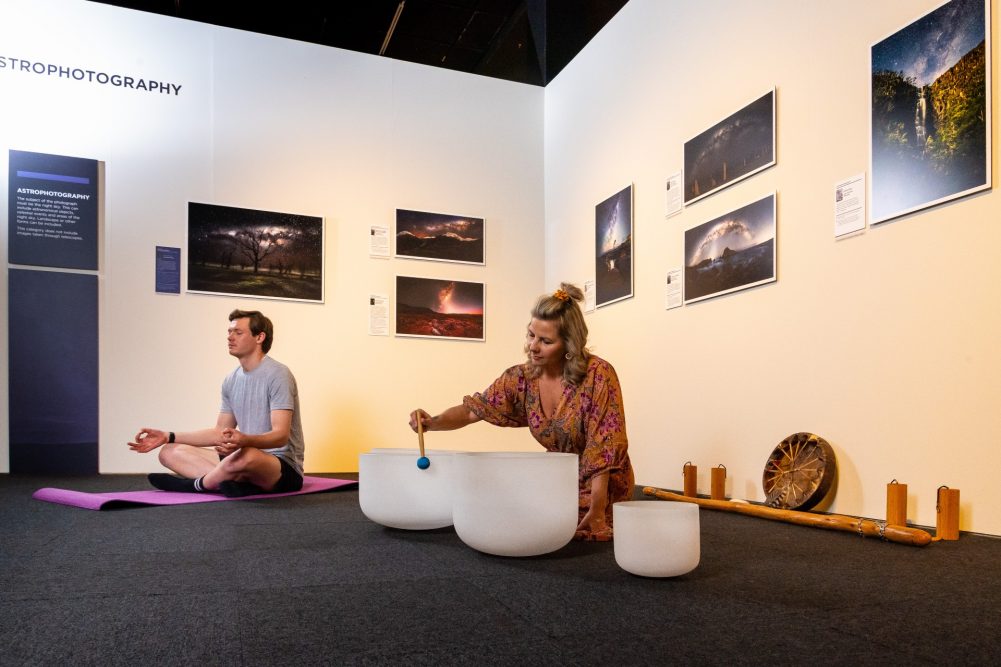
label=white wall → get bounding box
[545,0,1001,533]
[0,0,545,474]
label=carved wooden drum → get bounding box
[762,432,836,510]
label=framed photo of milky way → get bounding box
[870,0,990,224]
[395,275,485,341]
[395,208,485,264]
[684,193,776,305]
[595,184,634,308]
[684,89,776,206]
[187,202,324,303]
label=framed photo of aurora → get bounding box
[684,89,775,206]
[187,202,324,302]
[395,275,484,341]
[870,0,990,224]
[595,184,634,308]
[395,208,484,264]
[684,193,776,305]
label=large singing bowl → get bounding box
[452,452,579,557]
[613,501,700,577]
[358,448,458,530]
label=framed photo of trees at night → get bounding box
[870,0,990,224]
[187,202,324,302]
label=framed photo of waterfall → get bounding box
[870,0,991,225]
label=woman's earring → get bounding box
[565,352,572,360]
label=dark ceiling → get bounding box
[87,0,629,86]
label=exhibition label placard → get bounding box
[8,149,99,270]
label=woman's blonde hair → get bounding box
[525,282,590,385]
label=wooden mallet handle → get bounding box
[417,413,426,459]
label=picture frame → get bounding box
[595,184,634,308]
[684,89,776,206]
[395,275,485,341]
[684,193,776,304]
[395,208,485,264]
[870,0,990,224]
[187,202,324,303]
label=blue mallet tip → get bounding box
[417,456,431,470]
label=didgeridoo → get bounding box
[642,487,932,547]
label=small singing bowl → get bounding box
[452,451,578,557]
[613,501,700,577]
[358,448,459,530]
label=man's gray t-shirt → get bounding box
[220,356,305,475]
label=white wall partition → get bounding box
[0,0,545,474]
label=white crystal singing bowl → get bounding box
[358,448,458,530]
[452,452,579,557]
[613,501,700,577]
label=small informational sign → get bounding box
[370,225,390,258]
[834,173,866,238]
[665,172,683,218]
[665,268,683,310]
[9,150,99,270]
[155,246,181,294]
[583,280,596,313]
[369,294,389,336]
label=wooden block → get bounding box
[683,463,697,497]
[886,481,907,526]
[936,487,960,540]
[710,466,726,500]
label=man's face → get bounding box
[227,317,261,358]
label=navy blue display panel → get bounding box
[9,269,98,474]
[155,246,181,294]
[8,150,99,270]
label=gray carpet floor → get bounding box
[2,474,1000,666]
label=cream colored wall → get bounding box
[544,0,1001,533]
[0,0,545,474]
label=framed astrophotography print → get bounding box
[870,0,990,224]
[684,89,776,206]
[595,184,634,308]
[187,202,324,303]
[684,193,776,305]
[395,275,485,341]
[395,208,485,264]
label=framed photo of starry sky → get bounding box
[595,184,633,308]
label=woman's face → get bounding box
[526,318,565,372]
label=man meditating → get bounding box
[127,309,305,497]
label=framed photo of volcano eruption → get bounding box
[684,193,776,305]
[595,184,634,308]
[684,89,776,206]
[870,0,990,224]
[395,275,485,341]
[395,208,484,264]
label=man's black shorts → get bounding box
[217,453,303,493]
[273,456,304,493]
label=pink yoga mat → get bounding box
[32,476,357,510]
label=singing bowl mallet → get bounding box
[416,413,430,470]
